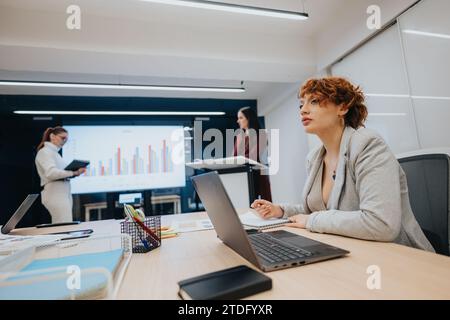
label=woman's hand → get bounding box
[73,168,86,177]
[250,199,284,219]
[287,214,309,229]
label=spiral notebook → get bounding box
[238,212,289,230]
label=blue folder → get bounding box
[0,249,123,300]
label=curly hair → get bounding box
[299,77,368,129]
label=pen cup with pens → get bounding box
[120,204,161,253]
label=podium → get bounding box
[186,156,268,209]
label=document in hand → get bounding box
[64,160,90,171]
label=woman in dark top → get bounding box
[234,106,272,202]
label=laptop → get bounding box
[1,194,39,234]
[191,172,349,272]
[1,194,92,240]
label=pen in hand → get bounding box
[256,195,268,209]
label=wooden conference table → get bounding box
[11,210,450,299]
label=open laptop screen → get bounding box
[191,172,260,267]
[1,194,39,234]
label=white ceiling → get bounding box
[0,0,342,37]
[0,0,415,100]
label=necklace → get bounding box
[324,157,338,181]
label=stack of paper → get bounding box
[0,234,63,259]
[239,211,289,230]
[170,219,214,233]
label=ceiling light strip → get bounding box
[368,113,407,116]
[14,110,226,116]
[0,81,245,93]
[403,29,450,40]
[366,93,450,100]
[365,93,410,98]
[139,0,308,20]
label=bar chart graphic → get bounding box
[63,126,185,194]
[83,140,173,177]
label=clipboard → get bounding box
[64,159,90,171]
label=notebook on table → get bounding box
[238,211,289,230]
[178,265,272,300]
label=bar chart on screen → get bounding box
[84,141,174,177]
[63,126,186,194]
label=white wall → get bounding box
[398,0,450,149]
[257,82,300,116]
[263,93,309,204]
[262,0,450,205]
[331,25,420,154]
[316,0,418,70]
[330,0,450,154]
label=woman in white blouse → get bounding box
[35,127,86,223]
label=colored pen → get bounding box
[132,216,160,246]
[161,233,178,239]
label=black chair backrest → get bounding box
[398,154,450,255]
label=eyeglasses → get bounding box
[57,135,68,141]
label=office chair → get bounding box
[397,149,450,256]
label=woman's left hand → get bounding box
[287,214,309,229]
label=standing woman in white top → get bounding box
[35,127,86,223]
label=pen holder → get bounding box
[120,216,161,253]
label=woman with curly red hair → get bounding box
[251,77,434,252]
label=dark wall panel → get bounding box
[0,95,257,227]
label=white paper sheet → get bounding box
[170,219,214,233]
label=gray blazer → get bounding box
[280,126,435,252]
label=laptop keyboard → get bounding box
[249,233,313,264]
